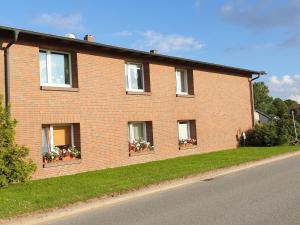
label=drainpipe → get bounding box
[3,29,20,109]
[250,72,266,127]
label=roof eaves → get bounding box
[0,25,265,75]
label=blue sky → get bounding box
[1,0,300,102]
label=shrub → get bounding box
[245,123,278,146]
[0,96,36,187]
[245,118,299,147]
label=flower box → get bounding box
[179,138,197,150]
[42,146,81,165]
[128,138,154,156]
[62,155,72,161]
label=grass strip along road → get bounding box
[0,146,299,219]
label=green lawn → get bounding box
[0,146,299,219]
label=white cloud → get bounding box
[220,0,300,47]
[270,76,281,85]
[270,75,296,86]
[282,75,294,85]
[267,74,300,103]
[221,0,300,30]
[289,94,300,103]
[135,30,204,53]
[33,13,84,31]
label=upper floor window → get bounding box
[176,69,188,95]
[175,68,194,96]
[125,62,144,92]
[40,50,72,87]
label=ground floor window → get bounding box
[178,120,197,149]
[128,121,154,155]
[42,124,81,164]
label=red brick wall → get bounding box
[1,42,253,179]
[0,47,4,99]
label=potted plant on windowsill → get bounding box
[43,146,81,164]
[69,146,81,159]
[129,138,154,156]
[61,148,72,161]
[179,138,197,149]
[43,147,60,163]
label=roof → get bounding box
[289,104,300,109]
[0,25,266,76]
[255,109,272,119]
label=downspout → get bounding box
[250,72,265,127]
[3,29,20,109]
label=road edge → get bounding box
[2,150,300,225]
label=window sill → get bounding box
[126,91,151,96]
[129,150,155,157]
[43,159,82,168]
[176,94,194,98]
[179,145,198,150]
[40,86,79,92]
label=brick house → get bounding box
[0,26,264,179]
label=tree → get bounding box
[272,98,289,118]
[245,118,298,146]
[284,99,298,108]
[296,115,300,124]
[250,82,300,146]
[253,82,275,115]
[0,96,36,187]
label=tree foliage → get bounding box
[272,98,289,118]
[284,99,298,108]
[0,96,36,187]
[248,82,300,146]
[253,82,275,115]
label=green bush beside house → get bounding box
[0,96,36,187]
[249,82,300,147]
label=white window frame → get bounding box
[176,69,188,95]
[40,49,72,88]
[128,122,147,142]
[49,124,74,150]
[125,62,145,92]
[177,120,191,140]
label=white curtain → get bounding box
[129,123,146,141]
[178,122,189,140]
[127,64,143,90]
[42,127,50,154]
[176,70,188,93]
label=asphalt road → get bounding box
[41,155,300,225]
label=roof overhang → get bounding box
[0,25,266,76]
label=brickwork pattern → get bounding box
[0,42,253,179]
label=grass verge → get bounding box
[0,146,299,219]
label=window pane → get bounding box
[130,123,145,141]
[176,70,188,93]
[176,71,182,93]
[42,127,50,154]
[64,54,71,84]
[39,51,48,84]
[136,66,143,89]
[128,64,143,90]
[51,52,70,85]
[178,122,189,140]
[181,72,188,93]
[129,66,138,89]
[53,126,72,146]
